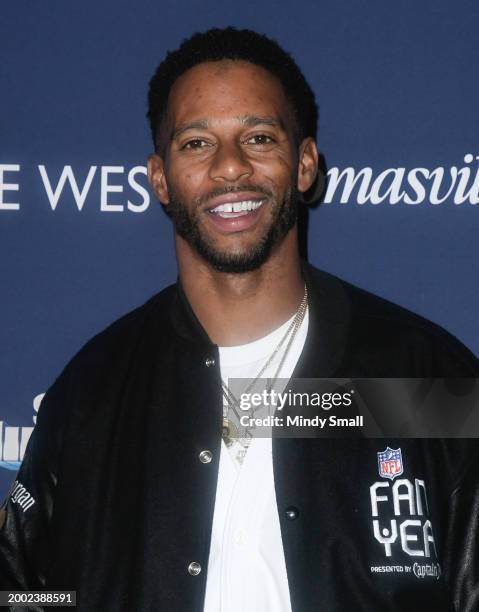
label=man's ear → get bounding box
[297,137,319,197]
[147,153,169,205]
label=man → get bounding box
[1,27,478,611]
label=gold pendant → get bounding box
[222,418,238,447]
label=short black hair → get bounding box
[147,27,318,151]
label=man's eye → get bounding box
[246,134,275,145]
[182,139,208,150]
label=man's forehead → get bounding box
[165,61,293,131]
[172,58,280,87]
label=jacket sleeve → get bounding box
[443,443,479,612]
[0,368,70,590]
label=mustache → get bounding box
[197,184,273,208]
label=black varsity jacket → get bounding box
[1,263,478,611]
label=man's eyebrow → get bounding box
[171,120,209,140]
[237,115,286,130]
[171,115,286,141]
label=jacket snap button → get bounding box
[205,357,215,367]
[199,450,213,464]
[285,506,299,520]
[188,561,201,576]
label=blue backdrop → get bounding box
[1,0,478,497]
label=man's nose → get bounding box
[208,142,254,183]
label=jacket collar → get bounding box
[169,278,212,347]
[169,261,351,376]
[293,262,351,378]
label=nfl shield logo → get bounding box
[377,447,404,480]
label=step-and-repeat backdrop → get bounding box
[1,0,478,498]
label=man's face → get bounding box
[149,60,316,273]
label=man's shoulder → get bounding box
[35,283,181,432]
[305,264,479,376]
[306,263,447,332]
[65,282,178,374]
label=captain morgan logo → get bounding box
[369,447,442,580]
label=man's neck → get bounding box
[177,234,305,347]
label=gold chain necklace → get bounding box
[221,284,308,447]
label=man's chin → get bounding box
[193,246,270,274]
[177,222,275,273]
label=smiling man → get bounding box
[147,43,317,347]
[1,27,479,612]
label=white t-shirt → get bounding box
[203,307,309,612]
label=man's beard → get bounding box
[166,184,299,273]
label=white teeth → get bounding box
[210,200,264,214]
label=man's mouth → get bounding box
[208,200,265,218]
